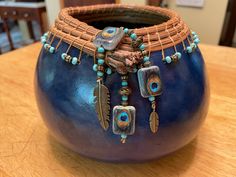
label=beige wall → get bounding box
[168,0,228,45]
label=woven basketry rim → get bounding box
[48,4,192,56]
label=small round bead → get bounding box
[165,56,172,63]
[49,47,55,53]
[97,71,104,77]
[194,38,200,44]
[192,31,196,35]
[93,64,98,71]
[124,28,129,34]
[142,51,148,56]
[133,67,137,73]
[191,43,196,49]
[139,44,145,51]
[176,52,181,59]
[187,46,192,53]
[71,57,77,65]
[143,61,151,67]
[97,53,105,59]
[43,32,48,37]
[44,43,49,49]
[97,47,105,53]
[122,95,128,101]
[121,134,127,139]
[143,56,150,62]
[106,68,112,75]
[130,33,137,40]
[121,81,128,86]
[98,59,105,65]
[41,36,46,41]
[61,53,67,60]
[41,38,46,44]
[148,96,155,102]
[193,35,198,40]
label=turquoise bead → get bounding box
[194,38,200,44]
[44,44,49,49]
[124,28,129,34]
[49,47,55,53]
[148,96,155,102]
[130,33,137,40]
[122,81,128,86]
[122,95,128,101]
[121,134,127,139]
[187,46,192,53]
[43,32,48,37]
[93,64,98,71]
[176,52,181,59]
[41,36,46,40]
[71,57,77,65]
[133,67,137,73]
[98,59,105,65]
[193,35,198,40]
[191,43,196,49]
[165,56,172,63]
[106,68,112,75]
[192,31,196,35]
[41,38,46,44]
[61,53,67,60]
[97,47,105,53]
[139,44,145,51]
[97,71,104,77]
[144,56,150,62]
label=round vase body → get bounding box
[35,37,209,162]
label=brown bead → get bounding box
[119,87,132,96]
[121,75,128,80]
[97,53,105,59]
[136,36,143,43]
[97,65,105,71]
[142,51,148,56]
[143,61,151,67]
[65,55,72,62]
[171,54,178,62]
[121,101,128,106]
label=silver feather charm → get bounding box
[93,80,110,130]
[149,111,159,133]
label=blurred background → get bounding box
[0,0,235,54]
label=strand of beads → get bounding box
[164,51,181,64]
[125,28,162,134]
[92,47,112,76]
[186,31,200,54]
[41,32,55,54]
[119,75,132,143]
[61,53,78,65]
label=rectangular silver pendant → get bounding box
[112,105,136,135]
[137,66,162,98]
[93,27,125,51]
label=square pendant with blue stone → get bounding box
[137,66,162,98]
[93,27,125,50]
[112,105,136,135]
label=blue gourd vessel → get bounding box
[35,4,209,162]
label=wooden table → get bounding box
[0,2,46,50]
[0,43,235,177]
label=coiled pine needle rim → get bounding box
[50,4,191,56]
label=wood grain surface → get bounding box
[0,43,235,177]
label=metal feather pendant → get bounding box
[149,111,159,133]
[93,80,110,131]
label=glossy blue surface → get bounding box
[35,37,209,162]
